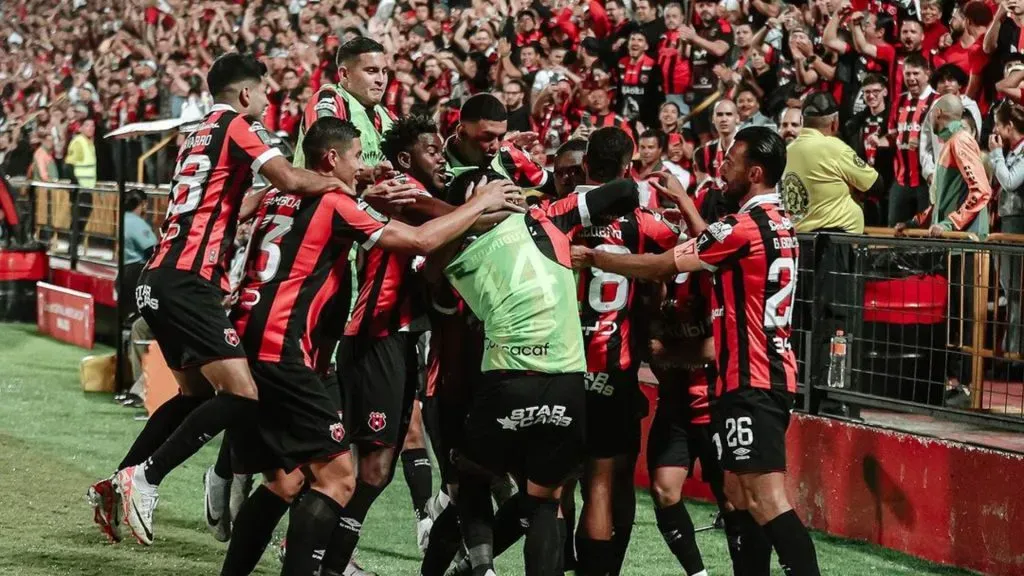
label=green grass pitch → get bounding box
[0,323,975,575]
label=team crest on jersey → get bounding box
[367,411,387,433]
[224,328,240,347]
[330,422,346,443]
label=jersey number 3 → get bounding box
[252,214,294,282]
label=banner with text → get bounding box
[37,282,94,349]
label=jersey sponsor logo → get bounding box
[496,404,573,431]
[329,421,346,443]
[584,372,615,396]
[367,411,387,433]
[249,121,267,133]
[484,338,551,357]
[621,85,646,96]
[224,328,240,347]
[707,221,734,242]
[581,319,618,336]
[135,285,160,311]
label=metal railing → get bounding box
[6,177,168,268]
[797,230,1024,432]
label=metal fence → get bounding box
[6,177,169,267]
[796,229,1024,432]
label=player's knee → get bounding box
[264,472,305,503]
[650,477,682,508]
[745,486,791,524]
[315,466,356,506]
[358,449,395,488]
[403,423,425,449]
[723,476,747,510]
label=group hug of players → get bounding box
[85,37,821,576]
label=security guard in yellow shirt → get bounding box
[781,93,879,234]
[780,92,879,400]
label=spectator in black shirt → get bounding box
[635,0,667,52]
[503,79,532,132]
[682,0,732,137]
[841,74,892,225]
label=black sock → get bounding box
[214,435,233,479]
[728,510,771,576]
[655,501,705,575]
[320,480,384,572]
[492,492,526,556]
[143,394,258,485]
[610,470,636,575]
[281,490,344,576]
[763,510,820,576]
[401,448,433,519]
[561,487,577,571]
[522,495,560,576]
[221,485,290,576]
[457,475,495,576]
[420,505,462,576]
[575,536,615,576]
[555,515,566,573]
[117,394,205,470]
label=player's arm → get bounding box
[573,247,679,281]
[376,179,521,255]
[545,178,640,233]
[260,156,352,197]
[238,186,274,222]
[648,173,707,236]
[228,115,350,197]
[387,192,519,232]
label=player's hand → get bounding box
[362,178,421,207]
[505,131,540,150]
[679,25,696,42]
[469,177,524,212]
[355,161,398,187]
[571,245,595,269]
[928,224,945,237]
[893,222,908,236]
[650,172,688,205]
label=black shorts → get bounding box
[136,267,245,371]
[233,362,349,474]
[584,370,645,458]
[336,332,420,448]
[462,372,586,488]
[711,388,794,474]
[646,383,720,487]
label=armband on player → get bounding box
[672,238,701,272]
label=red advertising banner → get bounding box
[36,282,95,349]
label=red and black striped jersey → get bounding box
[695,139,727,180]
[383,78,407,118]
[344,175,431,339]
[889,88,938,188]
[657,29,691,95]
[149,104,282,292]
[231,188,389,368]
[574,205,679,372]
[684,193,799,396]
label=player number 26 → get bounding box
[167,153,212,217]
[724,416,754,448]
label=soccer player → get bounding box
[220,116,517,576]
[571,127,682,575]
[444,93,555,195]
[316,115,456,573]
[435,142,642,575]
[293,37,394,168]
[88,52,348,546]
[571,127,821,575]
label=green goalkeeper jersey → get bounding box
[444,212,585,374]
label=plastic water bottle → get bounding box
[827,330,848,389]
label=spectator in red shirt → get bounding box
[937,1,993,100]
[920,0,949,54]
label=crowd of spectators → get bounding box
[1,0,1024,232]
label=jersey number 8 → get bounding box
[588,244,631,313]
[167,154,212,217]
